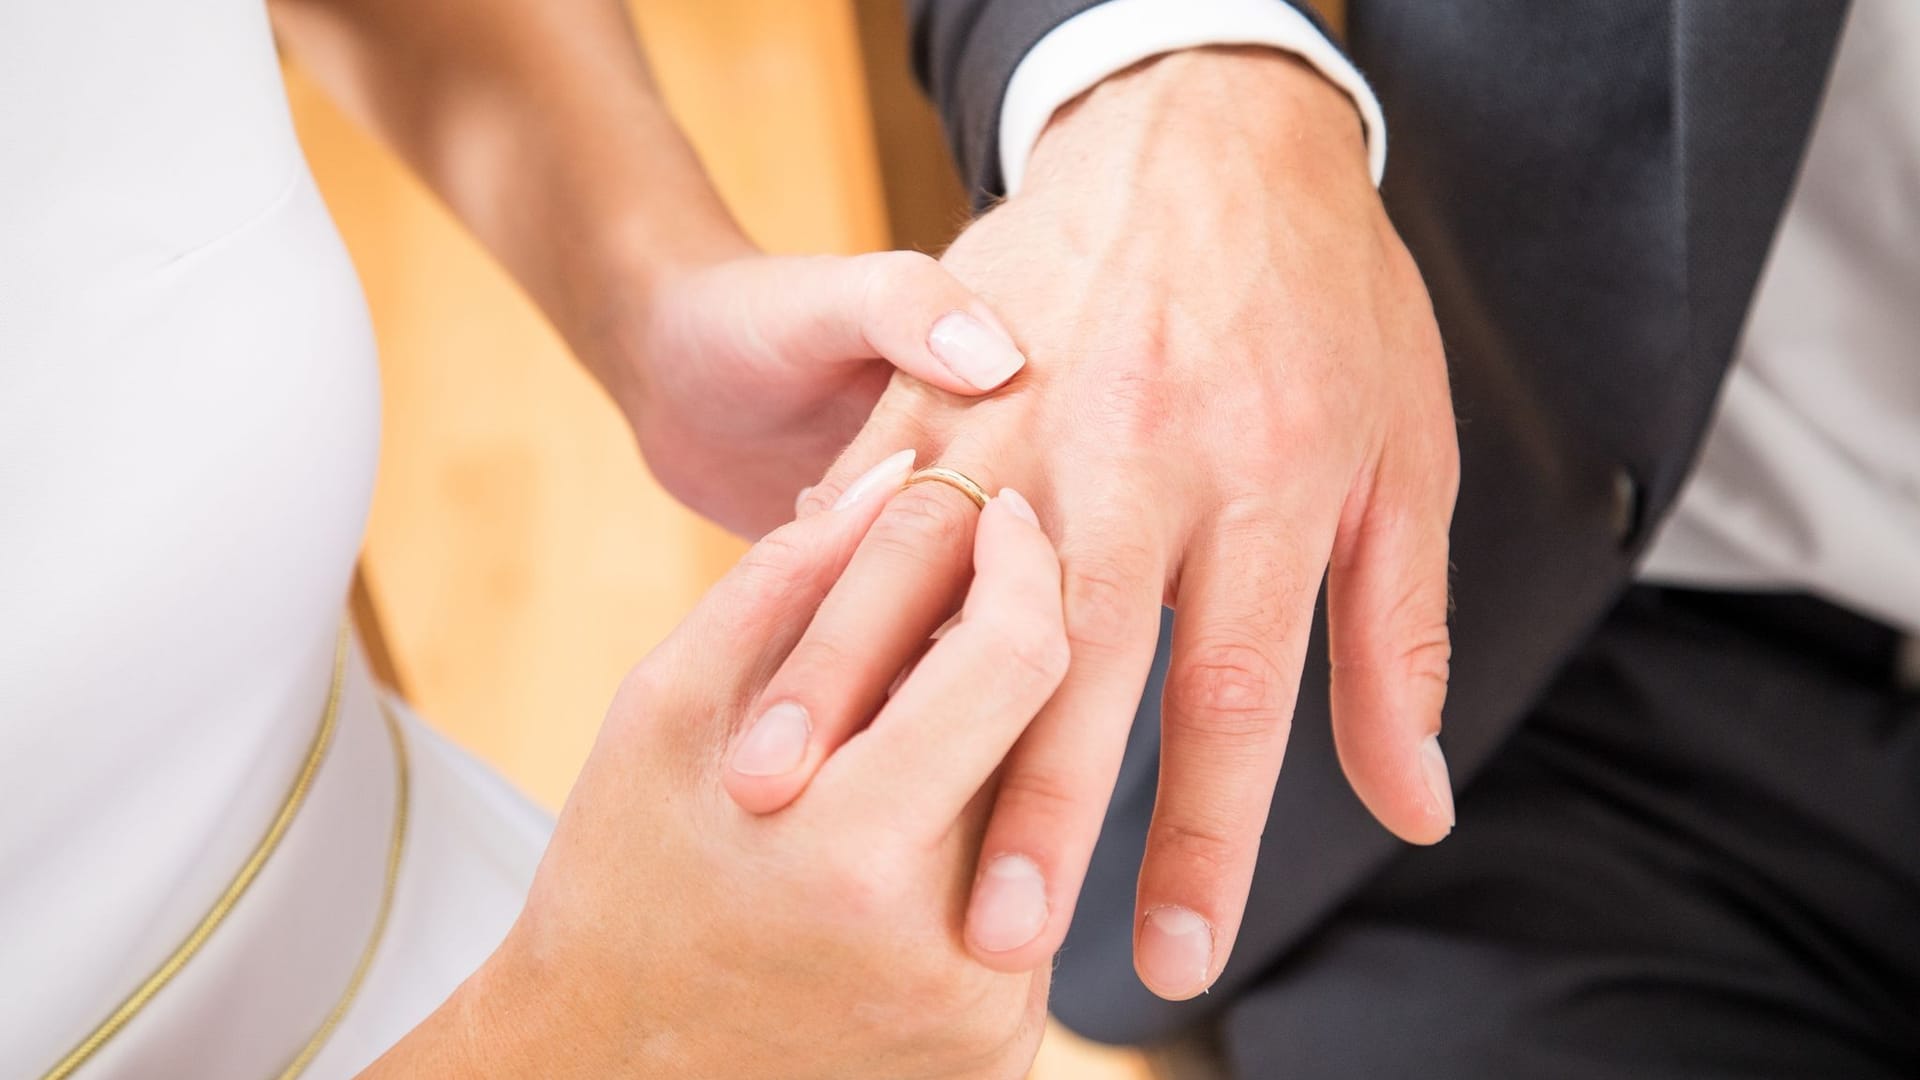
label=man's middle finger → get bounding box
[1134,498,1339,1001]
[962,510,1167,971]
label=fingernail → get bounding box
[928,311,1026,391]
[969,854,1050,953]
[731,702,810,776]
[1421,734,1456,831]
[1139,906,1213,997]
[994,487,1039,527]
[794,486,814,515]
[832,449,916,511]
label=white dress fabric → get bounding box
[0,2,552,1076]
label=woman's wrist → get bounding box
[567,200,757,419]
[361,924,631,1079]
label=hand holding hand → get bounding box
[367,462,1066,1080]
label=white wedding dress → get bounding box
[1,2,552,1076]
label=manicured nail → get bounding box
[994,487,1039,527]
[731,702,810,776]
[832,449,916,511]
[1138,906,1213,997]
[1421,734,1456,830]
[969,854,1049,953]
[928,311,1026,391]
[794,486,814,515]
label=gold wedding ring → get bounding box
[903,465,989,509]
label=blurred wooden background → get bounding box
[284,1,1148,1076]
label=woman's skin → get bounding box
[268,0,1027,536]
[363,464,1068,1079]
[270,2,1066,1069]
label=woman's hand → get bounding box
[272,0,1025,542]
[365,455,1067,1080]
[605,249,1030,539]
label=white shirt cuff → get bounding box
[997,0,1388,193]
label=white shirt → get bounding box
[999,0,1920,635]
[1635,0,1920,634]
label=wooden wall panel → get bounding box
[851,0,972,253]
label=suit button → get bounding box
[1610,466,1642,548]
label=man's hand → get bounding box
[796,48,1460,1000]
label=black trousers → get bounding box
[1213,588,1920,1078]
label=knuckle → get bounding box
[1398,628,1453,697]
[994,618,1072,690]
[816,837,913,918]
[859,251,945,329]
[1151,815,1254,878]
[1164,641,1286,743]
[1394,416,1461,509]
[860,966,1021,1071]
[1061,546,1154,654]
[734,525,815,590]
[938,426,1000,476]
[896,957,971,1014]
[1275,388,1337,447]
[925,976,1033,1067]
[873,365,958,420]
[1383,564,1453,638]
[849,383,936,452]
[993,765,1091,836]
[864,484,971,562]
[611,660,671,714]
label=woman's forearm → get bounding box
[269,0,751,397]
[266,0,1040,535]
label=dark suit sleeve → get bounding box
[908,0,1342,200]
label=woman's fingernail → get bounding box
[731,702,810,776]
[969,854,1050,953]
[1421,734,1456,831]
[994,487,1039,527]
[928,310,1027,391]
[794,486,814,515]
[1138,906,1213,997]
[832,449,916,511]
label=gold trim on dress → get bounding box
[274,696,410,1078]
[41,624,411,1080]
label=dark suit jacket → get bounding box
[910,0,1852,1044]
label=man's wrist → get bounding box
[1022,45,1372,202]
[994,0,1386,193]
